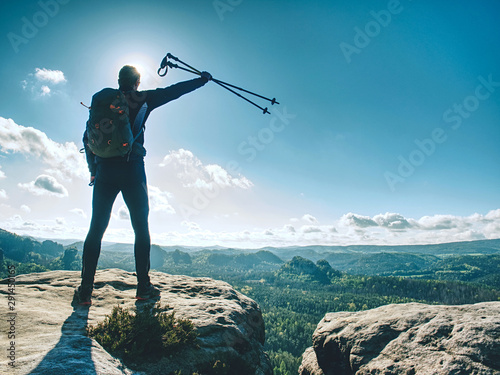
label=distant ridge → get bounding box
[3,228,500,257]
[45,235,500,254]
[261,238,500,254]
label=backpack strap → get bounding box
[127,102,148,161]
[132,102,148,141]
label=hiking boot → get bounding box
[135,283,161,300]
[75,285,92,306]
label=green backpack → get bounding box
[85,88,138,158]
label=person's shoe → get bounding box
[135,283,161,300]
[74,285,92,306]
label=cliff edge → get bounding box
[0,268,272,375]
[299,301,500,375]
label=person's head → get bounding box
[118,65,140,91]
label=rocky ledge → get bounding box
[0,269,272,375]
[299,302,500,375]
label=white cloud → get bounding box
[341,213,378,228]
[484,209,500,221]
[0,189,7,199]
[334,209,500,245]
[21,205,31,213]
[99,185,175,222]
[453,230,486,242]
[34,68,66,84]
[116,205,130,220]
[155,148,255,222]
[21,68,66,98]
[205,164,252,189]
[302,214,318,224]
[0,166,5,179]
[181,221,201,231]
[70,208,86,218]
[148,185,175,214]
[484,221,500,239]
[416,214,463,230]
[0,214,88,240]
[41,85,51,96]
[0,117,87,180]
[340,212,412,231]
[160,149,253,191]
[3,208,499,248]
[373,212,412,230]
[301,225,322,233]
[18,174,68,197]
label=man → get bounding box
[76,65,211,305]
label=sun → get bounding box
[114,53,163,89]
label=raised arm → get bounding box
[147,73,211,110]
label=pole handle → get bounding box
[157,55,169,76]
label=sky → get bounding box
[0,0,499,248]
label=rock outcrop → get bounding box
[0,269,272,375]
[299,302,500,375]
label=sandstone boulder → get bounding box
[0,269,272,375]
[299,302,500,375]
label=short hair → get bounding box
[118,65,140,89]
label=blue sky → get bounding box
[0,0,499,247]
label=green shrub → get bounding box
[87,303,198,362]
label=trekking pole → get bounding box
[167,53,279,106]
[212,78,279,106]
[158,53,279,114]
[212,79,271,114]
[166,53,201,75]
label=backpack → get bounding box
[85,88,140,158]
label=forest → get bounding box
[1,228,500,375]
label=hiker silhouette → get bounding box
[77,65,211,304]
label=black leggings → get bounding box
[81,160,150,287]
